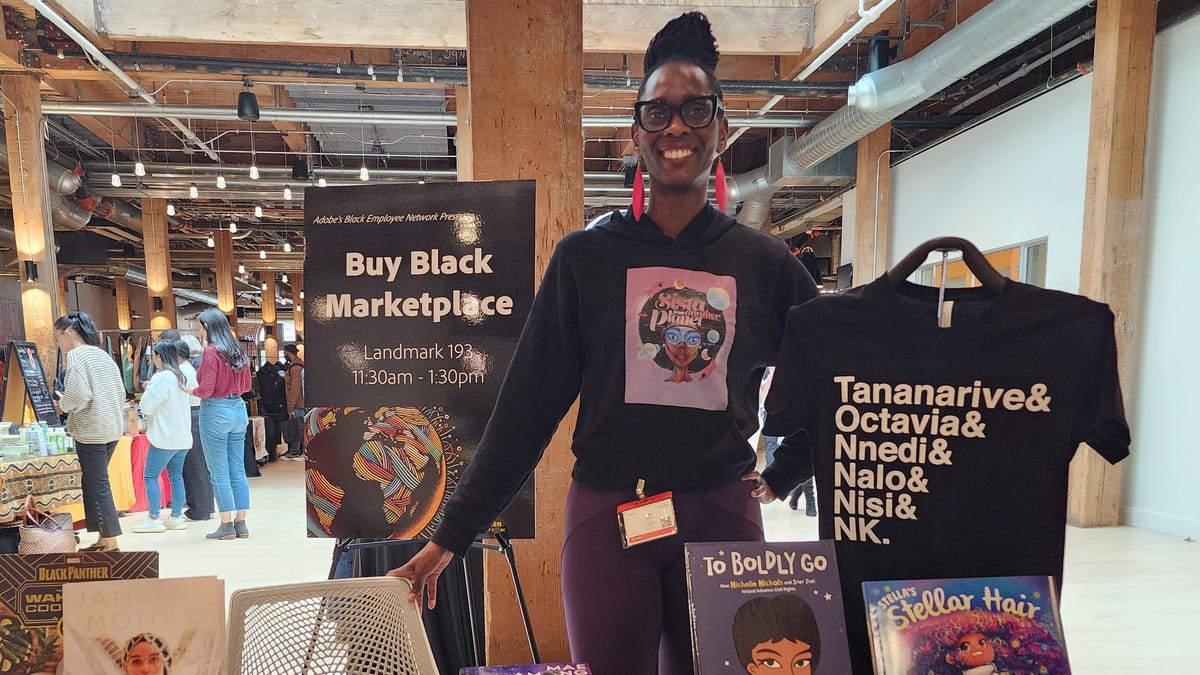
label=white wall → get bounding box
[1123,14,1200,539]
[886,74,1094,292]
[873,13,1200,540]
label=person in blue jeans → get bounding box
[133,340,198,533]
[194,308,253,541]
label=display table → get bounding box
[250,416,266,461]
[0,453,82,524]
[62,435,136,523]
[129,432,173,513]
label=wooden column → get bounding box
[2,73,61,372]
[292,272,304,337]
[262,272,278,359]
[852,123,893,286]
[465,0,582,663]
[142,198,176,331]
[57,276,68,313]
[114,277,132,330]
[1068,0,1156,527]
[214,229,238,333]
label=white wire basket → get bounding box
[227,576,438,675]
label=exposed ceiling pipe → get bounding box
[786,0,1092,170]
[29,0,220,162]
[0,136,81,195]
[41,102,833,130]
[102,52,854,97]
[947,26,1095,115]
[122,267,218,306]
[48,193,91,230]
[727,0,900,147]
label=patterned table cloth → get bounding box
[0,454,82,524]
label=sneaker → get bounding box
[164,516,188,530]
[132,520,165,534]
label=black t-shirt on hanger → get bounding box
[764,276,1130,674]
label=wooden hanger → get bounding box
[886,236,1008,292]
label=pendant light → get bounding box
[281,273,289,283]
[206,234,214,248]
[238,264,246,275]
[166,203,176,216]
[283,185,292,201]
[259,249,266,260]
[254,204,263,218]
[217,173,227,189]
[317,177,327,188]
[229,221,237,233]
[189,183,199,198]
[283,241,292,253]
[110,173,122,187]
[133,122,145,176]
[359,165,370,181]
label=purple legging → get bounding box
[561,480,764,675]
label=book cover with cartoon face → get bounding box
[685,541,852,675]
[862,575,1071,675]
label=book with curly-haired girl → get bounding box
[862,575,1071,675]
[60,576,225,675]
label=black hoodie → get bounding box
[433,205,818,555]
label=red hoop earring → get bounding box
[632,162,645,221]
[715,160,727,214]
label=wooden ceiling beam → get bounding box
[82,0,817,54]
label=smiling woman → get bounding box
[386,12,818,675]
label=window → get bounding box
[914,239,1048,289]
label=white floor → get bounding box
[96,459,1200,674]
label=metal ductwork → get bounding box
[786,0,1091,170]
[49,193,92,230]
[0,222,218,306]
[727,0,1093,217]
[122,267,219,306]
[0,136,83,196]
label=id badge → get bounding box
[617,491,678,548]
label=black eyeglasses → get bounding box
[634,94,723,133]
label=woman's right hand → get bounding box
[386,541,454,610]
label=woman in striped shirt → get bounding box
[54,312,126,552]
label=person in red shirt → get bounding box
[194,308,252,541]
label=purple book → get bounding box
[685,540,852,675]
[459,664,592,675]
[862,575,1071,675]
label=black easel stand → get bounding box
[351,530,540,665]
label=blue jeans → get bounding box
[200,396,250,513]
[144,446,188,518]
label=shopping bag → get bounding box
[282,414,304,445]
[18,494,76,554]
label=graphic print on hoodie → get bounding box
[625,267,736,410]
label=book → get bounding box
[459,665,592,675]
[61,576,225,675]
[0,551,158,675]
[862,575,1071,675]
[685,540,853,675]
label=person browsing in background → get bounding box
[194,308,252,541]
[388,12,818,675]
[131,340,197,534]
[54,311,126,552]
[177,334,215,521]
[282,343,305,459]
